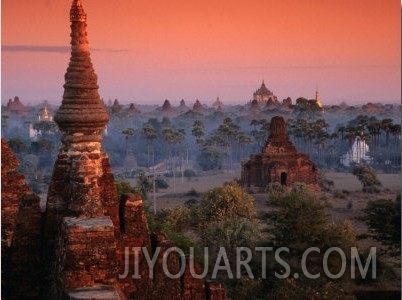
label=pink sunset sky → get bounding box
[1,0,401,106]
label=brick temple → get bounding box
[241,116,319,191]
[1,1,225,299]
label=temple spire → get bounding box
[54,0,109,135]
[43,104,49,118]
[70,0,87,22]
[47,0,116,221]
[315,90,323,109]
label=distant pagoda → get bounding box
[213,96,224,110]
[193,99,204,113]
[315,90,324,109]
[253,80,278,104]
[242,116,319,191]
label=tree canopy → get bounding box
[362,194,401,256]
[193,181,255,228]
[352,165,381,193]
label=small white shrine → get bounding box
[341,138,373,167]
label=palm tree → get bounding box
[141,125,157,167]
[173,129,186,184]
[122,128,135,175]
[162,127,186,192]
[381,118,393,146]
[217,117,241,170]
[293,118,309,152]
[191,119,205,146]
[122,128,135,156]
[162,127,174,166]
[250,119,268,149]
[337,126,346,142]
[344,126,357,147]
[367,118,381,159]
[237,133,253,161]
[390,124,401,168]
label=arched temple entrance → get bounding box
[280,172,287,186]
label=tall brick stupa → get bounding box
[42,0,120,296]
[39,1,226,299]
[48,0,115,218]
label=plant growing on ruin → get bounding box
[115,180,143,199]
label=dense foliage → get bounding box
[352,165,381,193]
[260,186,359,299]
[362,194,401,256]
[192,181,256,228]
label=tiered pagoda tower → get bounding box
[253,80,277,104]
[40,1,226,299]
[241,116,319,191]
[43,0,120,296]
[47,0,116,219]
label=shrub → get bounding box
[352,165,381,193]
[185,188,199,197]
[146,207,199,256]
[267,182,285,193]
[333,189,347,199]
[196,147,225,171]
[318,171,335,191]
[263,189,358,297]
[361,194,401,256]
[201,218,260,261]
[184,169,196,179]
[162,205,191,231]
[155,178,169,189]
[193,181,256,228]
[184,198,198,208]
[115,180,143,199]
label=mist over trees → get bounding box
[100,100,401,176]
[1,98,400,192]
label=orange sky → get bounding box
[1,0,401,105]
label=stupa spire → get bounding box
[315,90,323,109]
[47,0,117,219]
[43,104,49,118]
[54,0,109,135]
[70,0,86,22]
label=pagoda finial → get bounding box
[43,104,49,118]
[70,0,86,23]
[315,90,323,109]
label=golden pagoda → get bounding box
[39,104,52,121]
[315,90,323,109]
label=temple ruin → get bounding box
[1,139,42,298]
[241,116,319,191]
[253,81,278,105]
